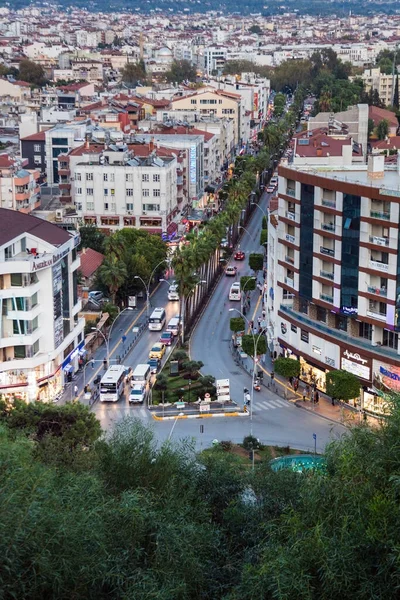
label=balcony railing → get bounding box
[320,293,333,303]
[285,277,294,287]
[286,187,296,197]
[366,310,387,322]
[322,199,336,208]
[370,210,390,220]
[320,270,334,280]
[367,285,387,297]
[320,246,334,257]
[322,223,335,232]
[369,235,389,247]
[285,255,295,265]
[279,304,400,361]
[286,210,296,221]
[285,233,296,243]
[369,259,389,272]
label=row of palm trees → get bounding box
[173,85,307,344]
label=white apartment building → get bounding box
[45,123,88,186]
[70,143,178,234]
[203,46,227,76]
[0,208,84,402]
[0,154,40,214]
[352,68,396,107]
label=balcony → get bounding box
[285,276,294,287]
[285,233,296,244]
[370,210,390,220]
[321,199,336,208]
[366,310,387,322]
[367,285,387,297]
[369,259,389,272]
[15,190,30,201]
[369,235,389,247]
[320,246,334,257]
[320,270,334,280]
[286,187,296,197]
[285,210,296,221]
[279,304,400,361]
[321,223,335,232]
[285,255,295,265]
[320,293,333,303]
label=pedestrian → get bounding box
[306,385,310,399]
[315,391,319,404]
[258,283,262,295]
[294,378,299,392]
[257,316,262,324]
[331,397,335,406]
[262,309,266,319]
[289,376,293,387]
[253,327,258,335]
[249,320,254,329]
[74,384,78,396]
[263,268,267,280]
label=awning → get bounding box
[167,222,178,235]
[141,228,162,234]
[63,364,73,373]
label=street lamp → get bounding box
[229,307,265,438]
[134,258,170,317]
[241,276,256,315]
[91,306,134,368]
[238,225,254,241]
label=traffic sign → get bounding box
[200,404,210,413]
[176,401,185,408]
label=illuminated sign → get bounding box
[190,145,196,184]
[341,349,371,380]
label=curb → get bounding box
[152,411,249,421]
[294,400,350,428]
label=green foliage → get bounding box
[273,357,300,379]
[165,59,197,83]
[182,360,204,376]
[97,254,127,304]
[241,334,267,357]
[100,301,118,324]
[171,348,188,364]
[368,117,375,138]
[261,215,267,229]
[273,92,286,117]
[242,435,260,450]
[326,369,360,402]
[240,275,256,292]
[84,318,97,335]
[78,223,106,253]
[155,373,168,390]
[248,24,263,34]
[230,316,245,333]
[248,253,264,272]
[120,60,147,85]
[18,58,47,86]
[260,228,268,246]
[377,118,390,140]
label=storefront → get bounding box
[340,347,371,410]
[369,361,400,416]
[62,340,85,384]
[363,386,389,416]
[299,356,328,392]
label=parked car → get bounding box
[89,290,104,303]
[159,331,173,346]
[266,185,275,194]
[234,251,245,261]
[225,266,237,277]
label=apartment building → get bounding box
[0,208,84,402]
[269,154,400,416]
[67,142,178,234]
[0,154,40,214]
[352,68,396,107]
[203,46,227,75]
[45,122,88,186]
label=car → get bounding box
[225,265,237,276]
[159,331,173,346]
[234,251,245,261]
[267,185,275,194]
[220,238,229,248]
[147,358,161,374]
[88,290,104,303]
[149,343,166,360]
[270,177,278,186]
[129,384,146,404]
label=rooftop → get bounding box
[0,208,72,247]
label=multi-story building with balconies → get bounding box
[0,208,84,402]
[269,153,400,416]
[0,154,41,214]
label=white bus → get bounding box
[100,365,126,402]
[166,316,180,336]
[229,282,241,301]
[148,307,166,331]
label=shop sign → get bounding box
[379,365,400,391]
[341,349,371,380]
[32,246,70,272]
[341,306,358,316]
[281,322,287,334]
[325,357,335,367]
[190,145,196,184]
[62,340,85,369]
[312,345,321,355]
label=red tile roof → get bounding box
[20,131,46,142]
[0,208,71,246]
[79,247,104,278]
[369,106,399,129]
[370,136,400,150]
[0,153,14,168]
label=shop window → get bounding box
[299,298,308,314]
[291,324,297,333]
[359,321,373,340]
[301,330,309,343]
[316,306,327,322]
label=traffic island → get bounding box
[151,400,248,420]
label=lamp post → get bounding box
[168,412,185,440]
[238,225,254,241]
[134,259,170,318]
[229,307,265,439]
[91,306,134,368]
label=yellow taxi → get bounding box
[149,343,166,360]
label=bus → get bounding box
[100,365,126,402]
[148,307,166,331]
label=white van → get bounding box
[229,282,241,301]
[129,383,147,404]
[166,316,180,336]
[131,364,151,385]
[168,283,179,301]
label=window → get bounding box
[76,187,82,195]
[336,315,347,331]
[316,306,327,322]
[34,144,41,152]
[153,189,160,197]
[87,202,94,211]
[300,330,309,343]
[126,173,133,182]
[291,324,297,333]
[142,189,149,197]
[191,99,197,104]
[86,188,93,196]
[383,329,398,349]
[104,188,108,195]
[34,155,41,164]
[5,245,14,260]
[103,173,108,182]
[52,137,68,145]
[20,238,26,252]
[143,204,160,212]
[104,203,109,211]
[359,321,372,340]
[31,292,38,308]
[110,189,115,196]
[86,173,93,181]
[153,174,160,182]
[111,204,116,213]
[76,173,82,181]
[142,174,149,182]
[126,188,133,196]
[299,298,308,314]
[126,203,133,211]
[14,346,26,359]
[109,173,115,183]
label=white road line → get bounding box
[274,398,289,407]
[269,399,286,408]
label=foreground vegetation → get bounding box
[2,397,400,598]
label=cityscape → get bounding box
[1,4,400,598]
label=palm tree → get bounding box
[97,255,127,305]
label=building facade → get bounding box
[270,155,400,416]
[0,209,84,402]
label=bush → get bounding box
[220,440,233,452]
[242,435,260,451]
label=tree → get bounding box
[241,334,267,357]
[273,357,300,379]
[230,317,245,333]
[394,76,399,110]
[182,360,204,377]
[120,60,147,86]
[273,93,286,117]
[249,253,264,272]
[100,301,118,324]
[260,229,268,247]
[249,25,263,35]
[154,373,168,391]
[377,118,389,140]
[368,117,375,139]
[165,60,197,83]
[97,254,127,304]
[78,224,106,254]
[325,369,360,403]
[18,59,47,86]
[240,275,256,292]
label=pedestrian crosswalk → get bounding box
[92,403,151,427]
[252,398,289,411]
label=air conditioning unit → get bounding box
[127,211,132,215]
[55,209,64,221]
